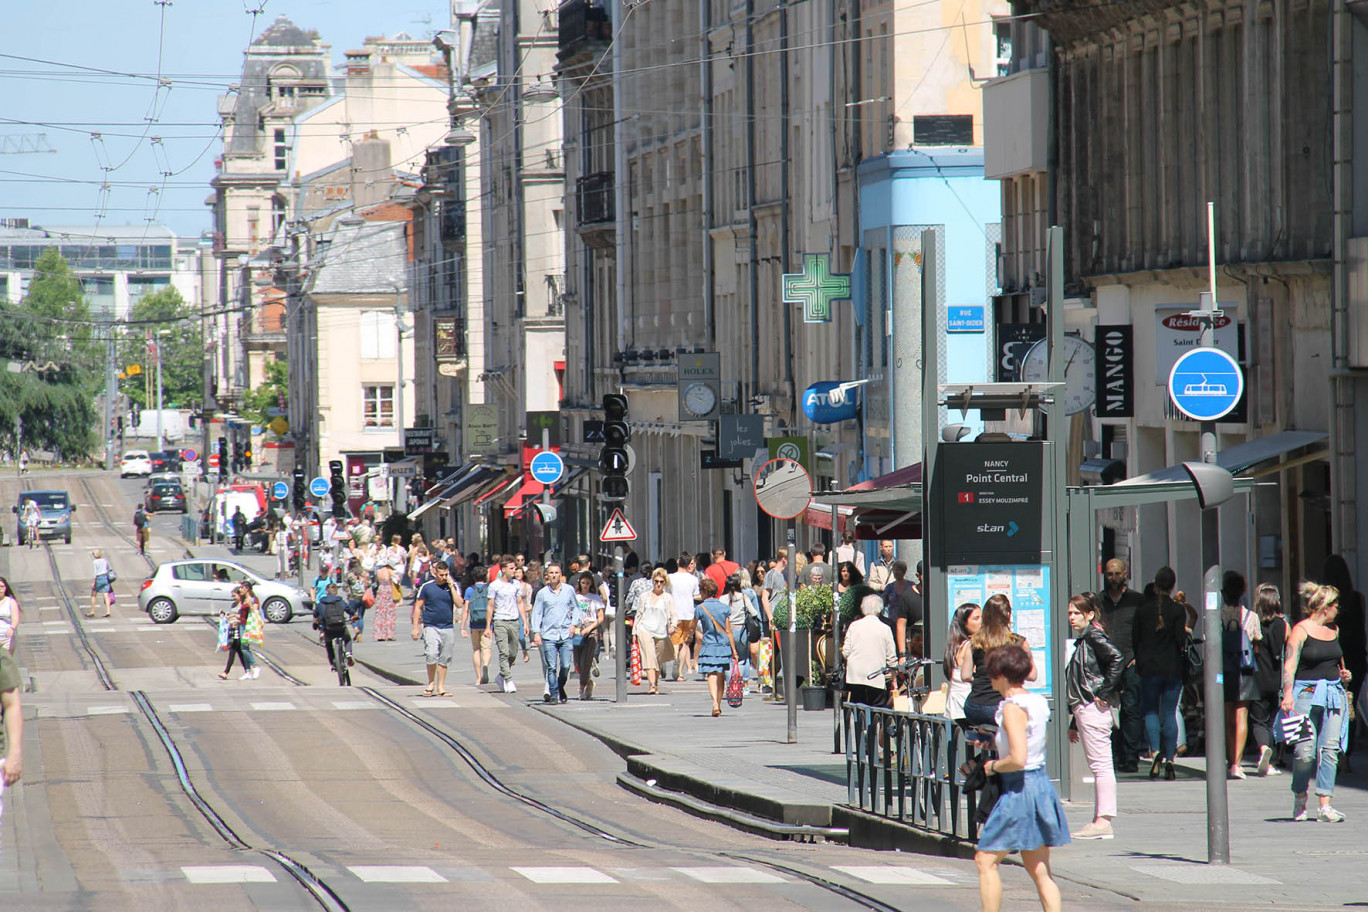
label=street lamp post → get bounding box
[155,329,169,452]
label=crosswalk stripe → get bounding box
[331,701,374,710]
[168,704,215,713]
[249,702,297,711]
[831,866,955,885]
[671,866,785,884]
[182,865,276,884]
[348,866,447,883]
[86,705,129,715]
[512,866,619,884]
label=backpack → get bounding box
[133,509,147,529]
[466,584,489,625]
[320,595,348,627]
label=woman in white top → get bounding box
[89,549,113,618]
[0,576,19,653]
[842,595,897,707]
[976,644,1068,912]
[633,569,677,695]
[945,603,981,721]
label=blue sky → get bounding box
[1,2,445,238]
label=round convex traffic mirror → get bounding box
[753,457,812,520]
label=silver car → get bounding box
[137,558,310,624]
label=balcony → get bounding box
[440,206,466,245]
[558,0,611,61]
[577,171,614,225]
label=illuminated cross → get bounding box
[782,253,851,324]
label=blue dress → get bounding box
[696,598,736,675]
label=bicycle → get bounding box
[868,656,937,710]
[328,631,353,686]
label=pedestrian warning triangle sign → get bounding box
[600,507,637,542]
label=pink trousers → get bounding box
[1075,700,1118,819]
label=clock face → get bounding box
[683,382,717,417]
[1020,335,1097,415]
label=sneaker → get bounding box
[1228,765,1247,780]
[495,673,506,691]
[542,694,555,704]
[505,679,517,693]
[1293,794,1309,821]
[345,653,354,667]
[240,671,252,680]
[1256,745,1274,777]
[1318,805,1347,823]
[252,667,261,679]
[1072,819,1114,840]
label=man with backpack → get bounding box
[313,582,353,670]
[462,568,492,686]
[132,505,149,556]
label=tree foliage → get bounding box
[0,248,99,457]
[120,285,202,409]
[242,357,289,430]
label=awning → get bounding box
[501,473,546,517]
[807,463,925,539]
[451,466,518,508]
[473,471,523,508]
[408,464,497,521]
[1111,430,1328,487]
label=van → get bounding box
[14,490,75,544]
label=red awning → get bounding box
[473,473,522,508]
[849,462,922,491]
[807,463,924,539]
[803,503,854,531]
[501,473,546,517]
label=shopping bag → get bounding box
[108,590,117,606]
[725,658,745,708]
[245,607,265,644]
[757,637,774,689]
[630,639,642,686]
[1275,710,1314,745]
[216,614,231,651]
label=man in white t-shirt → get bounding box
[487,560,527,693]
[667,551,702,680]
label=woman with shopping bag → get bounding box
[1281,581,1352,822]
[696,578,739,717]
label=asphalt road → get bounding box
[0,468,1149,911]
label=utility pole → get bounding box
[155,332,165,452]
[103,316,117,469]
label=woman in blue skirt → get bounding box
[975,644,1068,912]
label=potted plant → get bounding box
[770,584,834,702]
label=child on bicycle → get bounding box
[313,582,353,669]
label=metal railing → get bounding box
[843,702,985,842]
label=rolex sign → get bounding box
[802,381,860,424]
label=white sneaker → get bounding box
[1256,745,1273,776]
[1293,794,1309,821]
[239,671,252,680]
[505,679,517,693]
[252,667,261,679]
[1318,805,1347,823]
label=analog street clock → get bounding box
[682,381,717,418]
[1020,335,1097,415]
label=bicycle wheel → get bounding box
[333,637,351,686]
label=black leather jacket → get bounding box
[1066,625,1124,710]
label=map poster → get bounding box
[944,564,1052,695]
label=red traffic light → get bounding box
[603,393,628,421]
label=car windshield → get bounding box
[152,485,182,495]
[23,493,69,510]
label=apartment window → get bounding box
[362,385,395,427]
[993,18,1013,77]
[359,310,396,359]
[274,129,288,171]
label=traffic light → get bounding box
[599,393,630,501]
[243,443,253,466]
[292,466,306,511]
[217,436,228,481]
[329,460,347,517]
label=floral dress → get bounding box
[371,568,397,640]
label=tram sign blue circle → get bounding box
[309,476,331,498]
[271,481,289,501]
[1168,347,1243,421]
[529,451,565,485]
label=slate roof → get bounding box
[309,221,407,295]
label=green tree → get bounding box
[120,286,203,409]
[242,357,289,430]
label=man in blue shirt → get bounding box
[411,560,461,696]
[531,563,578,704]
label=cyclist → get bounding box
[20,500,40,549]
[132,505,149,556]
[313,582,353,670]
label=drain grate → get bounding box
[1130,864,1280,885]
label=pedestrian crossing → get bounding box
[175,862,974,888]
[32,695,475,719]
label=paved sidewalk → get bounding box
[181,537,1368,907]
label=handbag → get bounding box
[757,638,774,689]
[216,614,231,651]
[362,588,376,609]
[245,607,264,644]
[726,657,745,707]
[1184,633,1204,679]
[961,753,1003,824]
[1275,710,1315,745]
[106,568,118,583]
[392,581,404,602]
[630,639,642,685]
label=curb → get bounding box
[616,771,848,843]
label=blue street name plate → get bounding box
[1168,347,1243,421]
[947,305,986,333]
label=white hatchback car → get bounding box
[120,450,153,477]
[138,559,309,624]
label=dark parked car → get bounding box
[144,482,187,514]
[148,450,183,473]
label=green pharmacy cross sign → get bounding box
[783,253,851,324]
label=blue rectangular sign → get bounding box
[946,305,986,333]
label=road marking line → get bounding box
[86,706,129,715]
[511,866,619,884]
[331,701,373,710]
[182,865,277,884]
[417,699,460,708]
[42,620,68,625]
[348,866,447,883]
[831,866,955,885]
[168,704,215,713]
[249,702,297,711]
[1129,864,1280,885]
[672,866,785,884]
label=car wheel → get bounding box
[147,597,178,624]
[262,597,292,624]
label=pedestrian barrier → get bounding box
[842,702,984,842]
